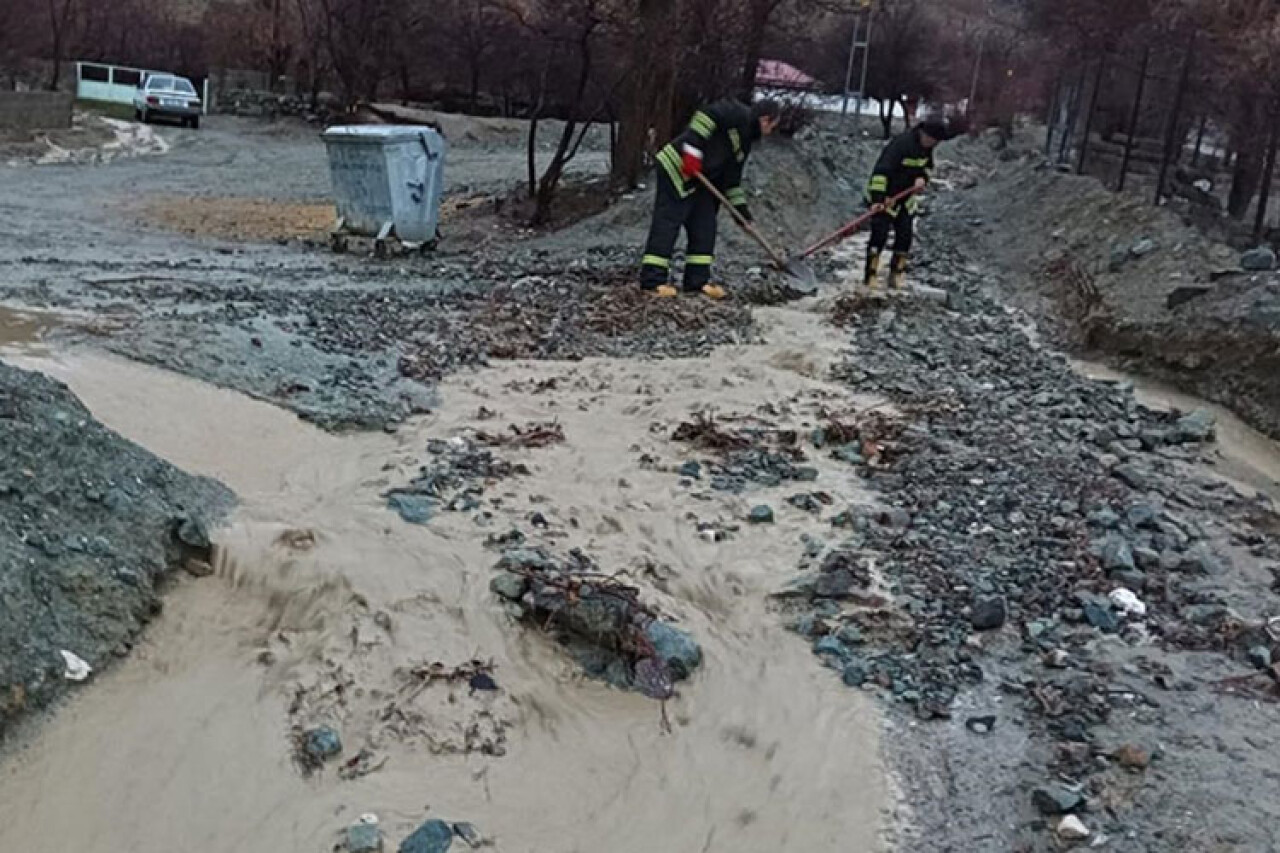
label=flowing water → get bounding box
[0,305,891,853]
[1073,358,1280,502]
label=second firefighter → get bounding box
[862,117,952,291]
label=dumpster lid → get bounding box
[323,124,443,142]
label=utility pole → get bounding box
[841,0,873,122]
[967,32,984,117]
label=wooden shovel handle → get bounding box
[692,172,787,268]
[799,185,924,259]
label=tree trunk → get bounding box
[612,0,677,189]
[738,0,775,99]
[47,0,73,91]
[1254,102,1280,240]
[1229,145,1262,220]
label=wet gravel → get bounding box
[0,361,233,737]
[782,246,1280,850]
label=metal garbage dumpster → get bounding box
[322,125,447,256]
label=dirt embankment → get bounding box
[0,356,233,736]
[939,134,1280,441]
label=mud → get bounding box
[0,305,888,853]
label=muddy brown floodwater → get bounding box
[0,304,891,853]
[1073,358,1280,502]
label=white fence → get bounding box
[75,62,209,113]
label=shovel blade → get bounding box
[779,257,818,295]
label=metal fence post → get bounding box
[1077,57,1106,175]
[1117,47,1150,192]
[1155,33,1195,205]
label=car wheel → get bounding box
[190,116,200,130]
[134,108,141,122]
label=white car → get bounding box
[133,74,202,128]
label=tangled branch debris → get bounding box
[489,547,701,701]
[476,420,565,448]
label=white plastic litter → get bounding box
[359,813,379,826]
[60,649,92,681]
[1109,587,1147,617]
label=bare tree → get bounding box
[45,0,75,90]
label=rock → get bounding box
[970,595,1007,631]
[387,493,433,525]
[1130,238,1157,258]
[347,817,383,853]
[1056,815,1091,840]
[878,507,912,529]
[965,714,996,734]
[184,558,214,578]
[679,460,702,479]
[643,621,703,680]
[1111,569,1149,590]
[489,571,528,601]
[303,725,342,762]
[813,635,849,661]
[468,672,498,692]
[1087,508,1121,529]
[1126,503,1159,529]
[1032,783,1084,815]
[1108,247,1129,272]
[1100,535,1136,572]
[1241,245,1277,271]
[787,612,821,637]
[748,505,774,524]
[1166,285,1211,309]
[814,569,859,599]
[836,624,864,646]
[1180,543,1226,575]
[1114,744,1151,770]
[176,515,212,549]
[841,661,868,686]
[1082,601,1119,633]
[1044,648,1071,668]
[1169,409,1216,444]
[1132,546,1160,570]
[399,819,453,853]
[1248,645,1273,670]
[1112,464,1148,490]
[452,823,484,848]
[1182,603,1231,627]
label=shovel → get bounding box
[793,185,924,263]
[692,172,817,293]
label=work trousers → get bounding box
[640,168,720,291]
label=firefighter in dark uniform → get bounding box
[641,98,782,299]
[863,118,951,290]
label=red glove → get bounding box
[680,144,703,179]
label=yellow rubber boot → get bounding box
[889,253,909,290]
[864,249,882,291]
[700,283,727,300]
[654,284,679,298]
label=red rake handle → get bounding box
[799,185,924,260]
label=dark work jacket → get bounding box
[655,98,758,207]
[865,126,935,212]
